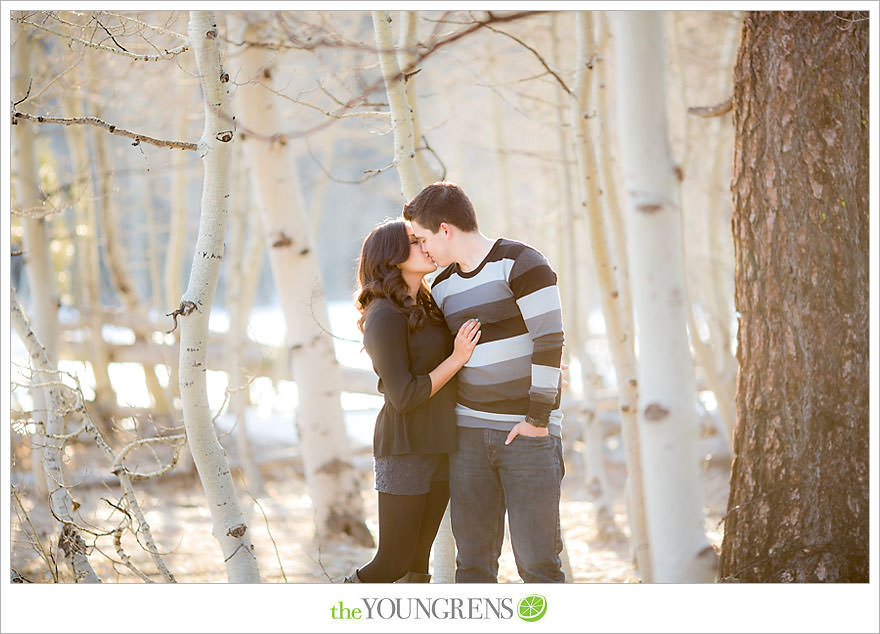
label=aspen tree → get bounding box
[174,11,261,583]
[89,53,171,415]
[397,11,437,186]
[231,17,372,547]
[225,146,266,497]
[572,11,652,580]
[12,25,56,520]
[11,288,101,583]
[372,10,421,200]
[373,10,460,582]
[62,94,116,414]
[609,10,716,582]
[550,12,616,538]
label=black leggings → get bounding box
[355,480,450,582]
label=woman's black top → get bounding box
[362,298,457,457]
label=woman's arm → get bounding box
[428,319,480,397]
[363,306,480,413]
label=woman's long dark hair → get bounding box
[355,219,444,333]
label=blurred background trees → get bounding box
[7,8,868,588]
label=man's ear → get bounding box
[439,222,451,238]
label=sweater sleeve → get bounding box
[363,303,433,415]
[509,246,564,426]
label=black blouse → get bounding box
[362,298,458,457]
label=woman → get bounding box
[346,219,480,583]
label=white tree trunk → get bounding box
[12,27,56,516]
[231,17,372,547]
[90,52,171,415]
[374,9,459,581]
[609,10,716,583]
[62,93,115,410]
[372,10,422,200]
[573,11,652,580]
[226,146,266,497]
[550,12,617,541]
[177,10,261,583]
[397,10,437,186]
[11,288,101,583]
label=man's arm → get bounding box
[506,245,564,442]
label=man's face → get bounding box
[410,219,453,267]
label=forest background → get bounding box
[2,4,878,634]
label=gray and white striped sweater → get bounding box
[431,238,564,437]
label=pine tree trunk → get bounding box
[573,11,653,580]
[11,289,101,583]
[231,17,372,547]
[720,11,869,582]
[176,10,261,583]
[610,10,716,582]
[372,10,422,200]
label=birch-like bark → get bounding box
[226,147,266,497]
[596,13,633,313]
[573,11,652,580]
[702,15,741,445]
[397,11,437,186]
[609,10,716,582]
[62,93,115,410]
[11,288,101,583]
[372,10,421,200]
[550,12,616,538]
[176,10,261,583]
[375,10,460,581]
[672,12,738,449]
[12,27,56,513]
[232,18,372,547]
[90,52,171,415]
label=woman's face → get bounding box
[398,223,438,276]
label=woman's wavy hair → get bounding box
[354,219,444,333]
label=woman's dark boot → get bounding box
[343,569,363,583]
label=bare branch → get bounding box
[14,16,190,61]
[483,23,572,95]
[11,111,198,150]
[229,10,548,144]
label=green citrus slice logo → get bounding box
[517,594,547,622]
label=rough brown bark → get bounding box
[720,11,869,582]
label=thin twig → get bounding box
[483,23,572,95]
[250,495,288,583]
[15,16,189,61]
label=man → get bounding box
[403,181,565,583]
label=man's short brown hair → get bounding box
[402,182,478,233]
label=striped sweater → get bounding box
[430,238,564,437]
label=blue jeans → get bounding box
[449,427,565,583]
